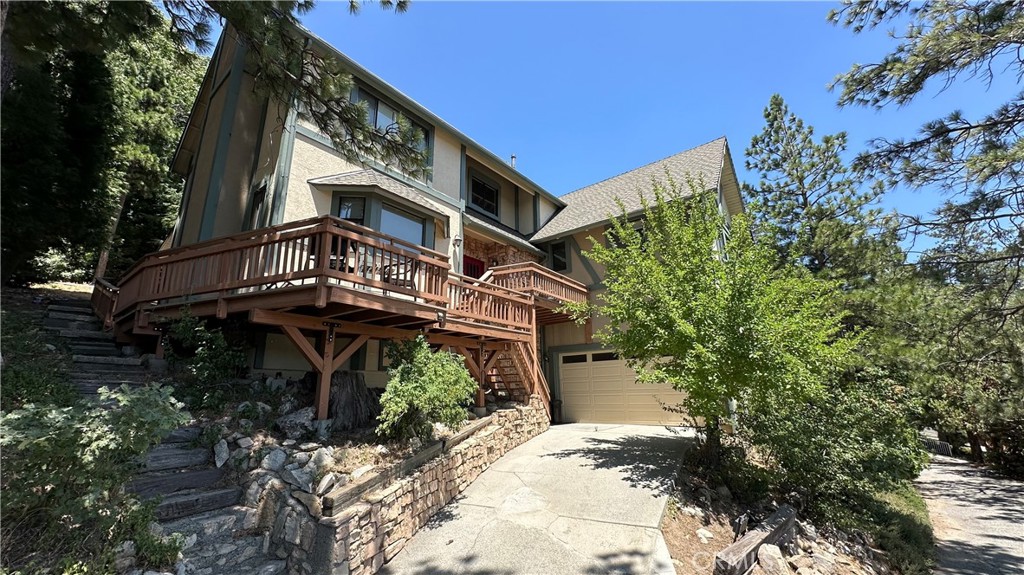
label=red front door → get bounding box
[463,255,485,279]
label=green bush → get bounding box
[0,309,78,410]
[376,336,477,442]
[737,366,927,517]
[0,385,189,572]
[164,308,248,412]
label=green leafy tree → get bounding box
[575,178,859,465]
[377,336,477,442]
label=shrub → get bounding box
[0,385,189,572]
[376,336,477,442]
[164,308,248,412]
[0,309,77,410]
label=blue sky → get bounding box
[298,1,1015,222]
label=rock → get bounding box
[305,448,333,476]
[352,465,374,479]
[237,436,254,449]
[316,472,339,496]
[375,445,389,456]
[409,437,422,450]
[45,343,57,352]
[281,467,314,493]
[716,485,733,501]
[214,439,230,468]
[281,439,296,447]
[795,568,821,575]
[298,442,320,451]
[696,528,714,543]
[679,505,704,517]
[276,407,315,439]
[697,487,715,504]
[293,452,311,466]
[798,520,818,540]
[292,490,322,518]
[757,544,791,575]
[182,533,198,550]
[261,449,287,471]
[278,396,298,415]
[467,411,478,420]
[810,552,837,575]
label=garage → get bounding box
[556,350,689,425]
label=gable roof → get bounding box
[308,169,448,220]
[531,137,729,242]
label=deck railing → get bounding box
[91,277,119,330]
[446,273,533,332]
[112,216,450,318]
[489,261,588,305]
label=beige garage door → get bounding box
[558,351,688,425]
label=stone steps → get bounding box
[72,355,142,365]
[161,507,285,575]
[47,303,94,314]
[155,487,244,522]
[129,467,227,499]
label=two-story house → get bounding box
[92,24,743,426]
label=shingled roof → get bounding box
[531,137,729,242]
[308,169,447,218]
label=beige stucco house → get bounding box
[94,24,744,426]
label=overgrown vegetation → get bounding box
[845,484,935,575]
[163,308,249,413]
[1,377,188,573]
[0,309,77,410]
[376,336,477,442]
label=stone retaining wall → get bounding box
[247,395,549,575]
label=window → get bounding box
[380,204,425,247]
[550,241,568,272]
[561,354,587,364]
[471,177,499,217]
[592,352,619,362]
[337,197,366,226]
[246,184,267,231]
[354,88,432,181]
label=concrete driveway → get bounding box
[380,423,694,575]
[916,455,1024,575]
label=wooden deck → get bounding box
[91,215,585,420]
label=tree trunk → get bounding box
[94,189,130,279]
[967,430,984,463]
[329,371,381,431]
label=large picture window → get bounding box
[470,177,499,217]
[380,204,426,247]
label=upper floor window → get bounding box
[355,88,432,181]
[337,197,366,226]
[471,176,499,217]
[550,241,568,272]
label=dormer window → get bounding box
[470,176,499,217]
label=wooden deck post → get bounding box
[316,326,335,421]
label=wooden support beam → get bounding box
[280,325,323,372]
[251,309,417,341]
[454,347,481,380]
[426,333,504,350]
[332,334,369,373]
[316,327,334,420]
[482,349,502,374]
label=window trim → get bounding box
[468,170,501,218]
[548,240,570,273]
[330,189,436,250]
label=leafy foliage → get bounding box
[573,178,859,463]
[0,385,189,572]
[376,336,477,442]
[0,309,77,411]
[164,308,249,411]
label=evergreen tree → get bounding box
[830,0,1023,317]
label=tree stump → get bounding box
[329,371,381,431]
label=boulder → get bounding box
[214,439,230,468]
[292,490,322,518]
[275,407,315,439]
[281,467,314,493]
[757,544,791,575]
[696,528,714,544]
[237,436,254,449]
[260,449,287,471]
